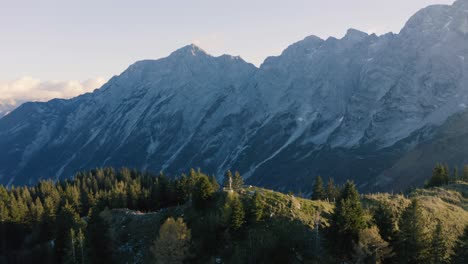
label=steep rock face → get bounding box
[239,0,468,190]
[1,1,468,191]
[0,45,258,185]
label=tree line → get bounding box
[309,164,468,264]
[0,167,265,263]
[0,168,224,263]
[0,165,466,263]
[425,163,468,188]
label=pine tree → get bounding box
[311,210,324,264]
[40,195,58,243]
[452,166,460,183]
[187,168,199,199]
[0,185,8,202]
[127,180,141,209]
[154,174,171,208]
[81,190,96,215]
[426,164,449,188]
[8,195,27,223]
[430,221,448,264]
[0,200,8,222]
[230,196,245,231]
[192,175,216,210]
[0,200,7,259]
[373,201,396,242]
[326,177,339,202]
[451,225,468,264]
[249,192,264,223]
[395,199,430,264]
[463,165,468,182]
[329,181,367,261]
[66,228,77,264]
[86,207,111,264]
[208,175,220,192]
[223,170,233,189]
[55,202,81,263]
[174,175,190,205]
[64,184,81,212]
[76,229,85,264]
[311,176,325,200]
[232,171,244,191]
[31,197,44,224]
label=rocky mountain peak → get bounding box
[343,28,368,41]
[1,0,468,192]
[169,44,209,58]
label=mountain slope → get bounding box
[1,0,468,191]
[377,110,468,190]
[103,183,468,263]
[102,188,333,263]
[0,45,258,185]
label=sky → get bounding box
[0,0,456,111]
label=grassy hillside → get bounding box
[101,187,334,264]
[102,183,468,263]
[363,182,468,251]
[240,187,334,226]
[413,182,468,210]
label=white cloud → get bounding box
[0,76,107,116]
[0,76,107,102]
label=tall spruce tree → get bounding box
[174,175,190,205]
[430,221,448,264]
[86,207,112,264]
[395,199,430,264]
[311,176,325,200]
[328,181,366,261]
[452,166,460,183]
[232,171,244,191]
[230,196,245,231]
[249,192,264,223]
[0,200,7,222]
[208,176,220,192]
[76,229,85,264]
[326,177,339,202]
[223,170,233,189]
[55,202,81,263]
[311,210,324,264]
[426,164,449,188]
[192,175,216,210]
[451,225,468,264]
[373,201,396,242]
[463,165,468,181]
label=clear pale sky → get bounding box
[0,0,456,107]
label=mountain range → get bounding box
[2,0,468,191]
